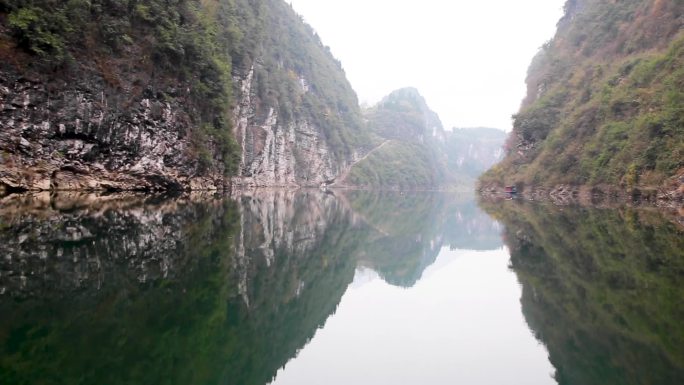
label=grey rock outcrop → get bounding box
[0,68,229,192]
[230,67,354,188]
[0,65,362,191]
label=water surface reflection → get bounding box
[270,247,555,385]
[0,191,681,384]
[482,200,684,385]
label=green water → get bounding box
[0,191,681,384]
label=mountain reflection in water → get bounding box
[0,191,681,384]
[482,200,684,385]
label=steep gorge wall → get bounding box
[0,0,368,192]
[481,0,684,201]
[231,63,363,188]
[229,0,372,188]
[0,67,229,191]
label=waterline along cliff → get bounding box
[0,0,370,192]
[480,0,683,202]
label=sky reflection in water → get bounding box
[271,247,555,385]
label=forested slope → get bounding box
[345,88,506,190]
[343,88,446,189]
[481,0,684,200]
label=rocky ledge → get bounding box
[480,173,684,208]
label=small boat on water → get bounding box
[504,185,517,194]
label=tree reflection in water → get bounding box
[483,200,684,385]
[2,191,680,384]
[0,191,499,385]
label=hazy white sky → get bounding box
[288,0,565,130]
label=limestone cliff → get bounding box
[0,71,229,191]
[0,0,368,192]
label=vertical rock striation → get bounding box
[0,70,227,192]
[0,0,369,191]
[231,67,353,187]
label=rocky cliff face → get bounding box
[0,67,228,192]
[231,66,359,188]
[0,0,367,192]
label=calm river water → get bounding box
[0,190,682,384]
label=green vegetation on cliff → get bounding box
[0,0,365,176]
[2,0,242,172]
[482,0,684,192]
[345,88,506,189]
[346,88,446,188]
[347,141,440,188]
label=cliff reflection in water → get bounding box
[483,200,684,385]
[0,190,500,385]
